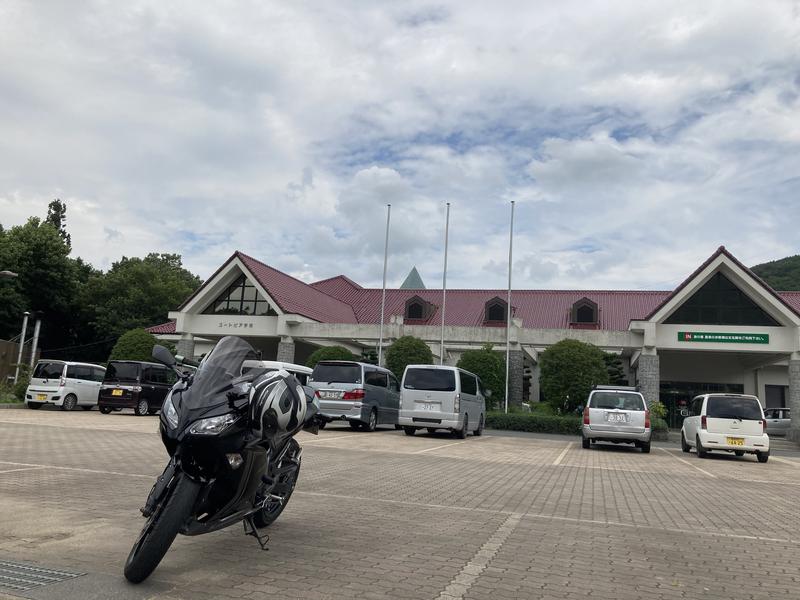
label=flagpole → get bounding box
[504,201,515,414]
[440,202,450,365]
[378,204,391,366]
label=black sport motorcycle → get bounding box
[124,336,320,583]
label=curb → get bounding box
[0,403,25,409]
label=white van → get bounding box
[241,360,313,385]
[398,365,486,438]
[26,360,106,410]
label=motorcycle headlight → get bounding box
[189,413,238,435]
[163,393,179,429]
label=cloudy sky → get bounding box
[1,1,799,290]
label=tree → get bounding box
[306,345,357,368]
[603,353,627,385]
[84,253,201,340]
[385,336,433,378]
[457,343,505,409]
[108,328,161,362]
[751,254,800,290]
[45,199,71,250]
[539,339,609,414]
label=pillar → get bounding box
[176,333,195,359]
[508,349,524,406]
[637,352,660,408]
[787,358,800,442]
[277,336,296,363]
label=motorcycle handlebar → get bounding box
[176,355,200,368]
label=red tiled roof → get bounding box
[147,321,176,334]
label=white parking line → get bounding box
[771,456,800,467]
[302,434,364,444]
[658,448,716,478]
[0,466,46,475]
[553,442,573,465]
[414,441,466,454]
[0,460,154,479]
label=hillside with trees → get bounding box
[751,255,800,290]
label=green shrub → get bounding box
[457,344,505,409]
[486,411,582,435]
[13,375,29,400]
[651,417,668,432]
[528,402,555,415]
[108,328,161,362]
[540,339,609,414]
[385,336,433,379]
[306,346,357,368]
[649,400,667,421]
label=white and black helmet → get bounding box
[248,369,307,439]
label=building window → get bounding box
[202,274,278,316]
[407,301,424,320]
[664,272,779,326]
[485,298,507,323]
[404,296,433,321]
[571,298,598,324]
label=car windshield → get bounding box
[591,392,645,411]
[105,362,141,382]
[33,362,64,379]
[707,396,762,420]
[404,368,456,391]
[311,363,361,384]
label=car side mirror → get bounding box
[152,345,176,367]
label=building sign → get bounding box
[678,331,769,344]
[218,321,255,330]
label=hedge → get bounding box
[651,417,668,432]
[486,411,582,435]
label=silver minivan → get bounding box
[309,361,400,431]
[763,407,790,436]
[398,365,486,438]
[582,385,651,452]
[25,360,106,411]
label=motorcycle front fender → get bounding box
[141,458,177,518]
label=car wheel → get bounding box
[403,426,416,436]
[455,415,468,439]
[426,428,438,434]
[757,451,769,463]
[81,405,93,411]
[582,434,590,449]
[364,409,378,432]
[734,450,744,457]
[473,414,484,437]
[640,441,651,454]
[349,421,362,431]
[134,399,150,416]
[99,406,113,414]
[62,394,78,411]
[696,436,708,458]
[680,431,690,453]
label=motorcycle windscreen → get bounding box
[173,336,259,419]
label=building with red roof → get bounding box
[149,247,800,434]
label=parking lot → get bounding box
[1,410,800,599]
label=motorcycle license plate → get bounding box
[112,389,123,396]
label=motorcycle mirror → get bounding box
[152,345,177,367]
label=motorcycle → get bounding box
[123,336,320,583]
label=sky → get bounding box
[1,1,799,291]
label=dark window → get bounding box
[486,303,505,322]
[105,362,141,382]
[66,365,79,379]
[706,396,762,420]
[576,305,596,323]
[590,392,645,411]
[388,375,399,393]
[33,362,65,379]
[664,272,779,326]
[691,398,703,416]
[91,367,106,382]
[403,368,456,391]
[365,371,388,388]
[311,362,361,384]
[459,372,477,395]
[407,302,424,319]
[202,274,278,316]
[765,384,787,408]
[67,365,91,380]
[145,367,168,385]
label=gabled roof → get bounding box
[147,321,176,334]
[642,246,800,322]
[400,266,426,289]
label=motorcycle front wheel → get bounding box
[124,472,200,583]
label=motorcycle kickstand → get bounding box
[243,515,269,551]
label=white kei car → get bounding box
[681,393,769,463]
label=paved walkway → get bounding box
[1,410,799,599]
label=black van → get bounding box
[98,361,176,416]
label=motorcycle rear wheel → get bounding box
[124,472,200,583]
[253,456,301,528]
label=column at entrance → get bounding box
[176,333,195,359]
[277,336,296,363]
[508,348,524,406]
[787,355,800,442]
[638,351,660,408]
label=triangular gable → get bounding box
[644,246,800,326]
[178,253,284,317]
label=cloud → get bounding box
[0,0,799,292]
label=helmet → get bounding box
[249,370,307,439]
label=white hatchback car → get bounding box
[681,393,769,463]
[26,360,106,410]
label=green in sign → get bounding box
[678,332,769,344]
